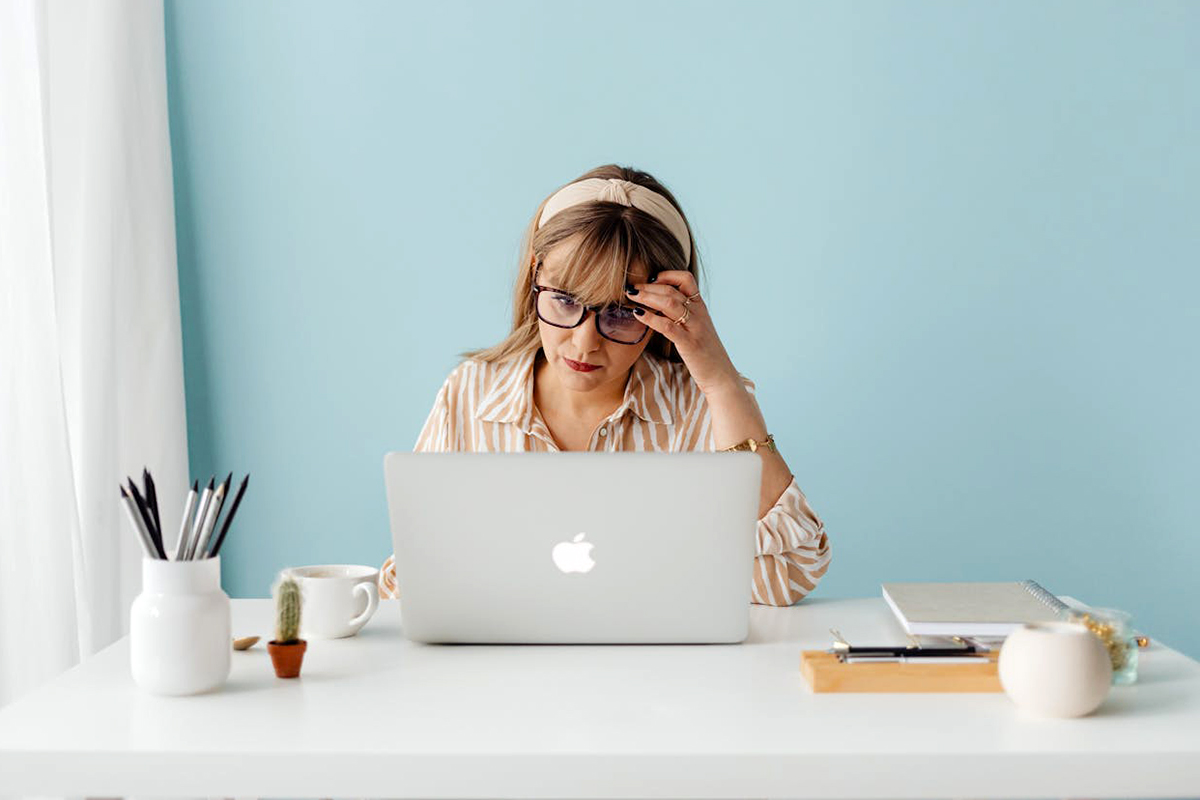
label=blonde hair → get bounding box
[462,164,701,364]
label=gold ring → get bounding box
[673,306,691,326]
[687,292,701,302]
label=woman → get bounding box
[379,164,830,605]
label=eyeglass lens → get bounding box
[536,290,647,344]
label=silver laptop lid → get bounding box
[383,452,761,644]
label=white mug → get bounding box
[284,564,380,639]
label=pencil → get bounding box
[127,478,167,559]
[199,472,234,558]
[194,476,228,558]
[143,467,163,550]
[185,476,215,560]
[210,474,248,558]
[119,487,158,559]
[174,480,199,560]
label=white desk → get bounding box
[1,596,1199,799]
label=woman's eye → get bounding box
[551,294,580,309]
[604,305,637,322]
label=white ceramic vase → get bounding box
[998,621,1112,717]
[130,556,231,695]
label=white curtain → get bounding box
[0,0,188,709]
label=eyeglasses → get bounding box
[530,263,649,345]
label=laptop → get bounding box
[382,452,762,644]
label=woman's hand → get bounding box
[629,270,794,516]
[626,270,742,398]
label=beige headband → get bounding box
[537,177,692,263]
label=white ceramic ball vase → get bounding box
[998,621,1113,718]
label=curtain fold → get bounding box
[0,0,189,709]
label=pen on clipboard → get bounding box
[832,644,991,662]
[842,654,992,664]
[828,628,981,657]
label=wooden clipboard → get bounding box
[799,649,1003,693]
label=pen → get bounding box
[831,646,980,657]
[174,480,199,560]
[829,628,979,657]
[843,654,992,664]
[119,487,159,559]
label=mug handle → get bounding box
[350,580,379,629]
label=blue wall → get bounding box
[165,1,1199,657]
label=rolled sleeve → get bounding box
[378,553,399,599]
[750,476,831,606]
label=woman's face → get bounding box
[535,237,651,394]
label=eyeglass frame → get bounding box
[530,262,651,345]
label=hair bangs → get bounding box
[549,214,647,308]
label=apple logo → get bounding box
[552,533,596,574]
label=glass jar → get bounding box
[130,556,231,695]
[1069,606,1138,685]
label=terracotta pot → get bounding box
[267,639,307,678]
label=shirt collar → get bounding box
[473,349,674,431]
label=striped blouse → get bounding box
[378,348,831,606]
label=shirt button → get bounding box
[599,427,608,437]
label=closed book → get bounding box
[882,580,1071,637]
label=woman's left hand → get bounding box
[626,270,743,397]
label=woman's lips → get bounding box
[564,358,600,372]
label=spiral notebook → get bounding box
[882,580,1073,636]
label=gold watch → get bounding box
[721,433,777,454]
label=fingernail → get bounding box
[625,284,638,295]
[634,307,645,316]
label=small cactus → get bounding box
[273,575,302,644]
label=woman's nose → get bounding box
[571,311,603,352]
